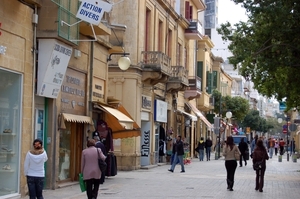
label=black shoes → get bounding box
[259,190,263,192]
[245,162,247,166]
[229,188,233,191]
[180,170,185,173]
[168,169,173,173]
[239,165,242,167]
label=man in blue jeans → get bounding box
[168,135,185,173]
[205,137,213,161]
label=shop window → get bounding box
[0,69,22,197]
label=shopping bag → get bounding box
[79,173,86,192]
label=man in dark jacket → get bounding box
[205,137,213,161]
[168,136,185,173]
[238,138,249,167]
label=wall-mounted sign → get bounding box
[0,45,7,55]
[92,77,105,102]
[142,95,151,110]
[61,68,86,115]
[76,0,113,25]
[154,99,167,123]
[37,39,72,98]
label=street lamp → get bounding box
[107,52,131,70]
[226,111,232,137]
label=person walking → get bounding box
[168,135,185,173]
[252,139,269,192]
[197,137,205,161]
[268,137,275,158]
[94,135,107,185]
[238,138,248,167]
[81,139,106,199]
[250,135,258,158]
[274,140,279,156]
[24,138,48,199]
[279,138,285,155]
[223,136,240,191]
[205,137,213,161]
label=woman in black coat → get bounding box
[252,139,269,192]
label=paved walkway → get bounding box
[23,153,300,199]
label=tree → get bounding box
[217,0,300,110]
[241,110,272,133]
[211,89,249,121]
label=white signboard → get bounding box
[76,0,113,25]
[154,99,167,123]
[37,39,72,98]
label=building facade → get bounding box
[0,0,220,198]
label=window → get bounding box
[0,69,22,197]
[145,9,151,51]
[52,0,79,45]
[158,20,163,52]
[167,29,172,57]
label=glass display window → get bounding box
[0,69,22,197]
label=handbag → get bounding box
[97,148,107,173]
[79,173,86,192]
[234,146,240,160]
[253,152,265,171]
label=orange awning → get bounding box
[94,104,141,139]
[187,102,213,129]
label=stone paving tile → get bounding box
[22,153,300,199]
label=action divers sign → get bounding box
[76,0,113,25]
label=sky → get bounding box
[218,0,248,25]
[211,0,248,61]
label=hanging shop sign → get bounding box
[37,39,72,98]
[141,95,151,111]
[154,99,167,123]
[76,0,113,25]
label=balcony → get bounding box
[185,19,203,40]
[141,51,172,85]
[184,76,202,100]
[166,66,189,92]
[198,92,212,111]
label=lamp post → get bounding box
[226,111,232,137]
[285,116,290,161]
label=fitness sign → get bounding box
[76,0,113,25]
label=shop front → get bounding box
[57,68,93,182]
[141,95,151,166]
[0,69,22,198]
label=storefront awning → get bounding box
[62,113,93,124]
[187,102,213,129]
[60,113,94,130]
[177,109,198,121]
[94,104,141,139]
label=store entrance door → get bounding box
[59,122,84,182]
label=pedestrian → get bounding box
[279,138,285,155]
[205,137,213,161]
[94,135,107,185]
[290,138,296,156]
[223,136,240,191]
[81,139,106,199]
[252,139,269,192]
[238,137,248,167]
[24,138,48,199]
[250,135,258,158]
[168,135,185,173]
[197,137,205,161]
[274,140,279,156]
[268,137,275,158]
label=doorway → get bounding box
[58,122,84,182]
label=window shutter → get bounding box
[185,1,190,20]
[212,71,218,90]
[197,62,203,90]
[206,72,213,94]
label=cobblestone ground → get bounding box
[26,153,300,199]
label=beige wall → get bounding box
[0,0,35,196]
